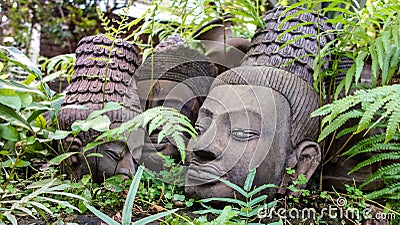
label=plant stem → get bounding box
[2,141,25,191]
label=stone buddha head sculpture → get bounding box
[185,7,333,199]
[134,35,217,170]
[58,34,143,183]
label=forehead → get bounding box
[137,80,196,102]
[202,85,288,116]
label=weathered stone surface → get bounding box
[185,6,333,200]
[242,7,334,83]
[57,34,142,182]
[134,35,217,171]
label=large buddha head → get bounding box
[134,35,217,170]
[58,34,143,183]
[185,7,333,199]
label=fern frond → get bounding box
[365,183,400,200]
[349,152,400,174]
[386,101,400,143]
[318,109,363,142]
[336,125,357,139]
[356,93,393,133]
[362,163,400,188]
[341,134,386,156]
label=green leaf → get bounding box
[345,63,356,94]
[122,165,144,224]
[27,109,47,123]
[71,115,111,132]
[248,184,276,197]
[319,110,363,142]
[369,43,379,87]
[133,209,178,225]
[215,176,246,197]
[0,46,42,79]
[0,79,44,95]
[0,102,33,132]
[86,153,104,158]
[4,212,18,225]
[376,37,385,70]
[247,195,268,207]
[199,197,247,207]
[355,51,368,84]
[17,92,32,108]
[48,130,71,140]
[0,124,20,141]
[0,89,22,111]
[60,105,88,110]
[87,102,121,120]
[84,202,119,225]
[244,168,256,192]
[83,141,103,152]
[49,152,79,165]
[386,102,400,143]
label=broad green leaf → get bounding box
[0,79,44,95]
[87,102,121,119]
[0,102,33,132]
[0,124,20,141]
[71,115,111,132]
[49,152,79,165]
[35,114,47,129]
[0,158,30,168]
[0,89,21,111]
[16,92,32,109]
[48,130,71,140]
[0,46,42,79]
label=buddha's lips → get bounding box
[186,161,226,185]
[143,142,168,152]
[149,135,168,144]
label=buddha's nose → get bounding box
[118,154,136,178]
[192,122,222,162]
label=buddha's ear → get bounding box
[278,141,321,195]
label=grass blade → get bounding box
[122,165,144,224]
[133,209,178,225]
[84,202,120,225]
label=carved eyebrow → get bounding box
[199,107,213,118]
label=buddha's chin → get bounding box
[184,181,235,200]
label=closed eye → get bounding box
[105,150,122,161]
[230,128,260,141]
